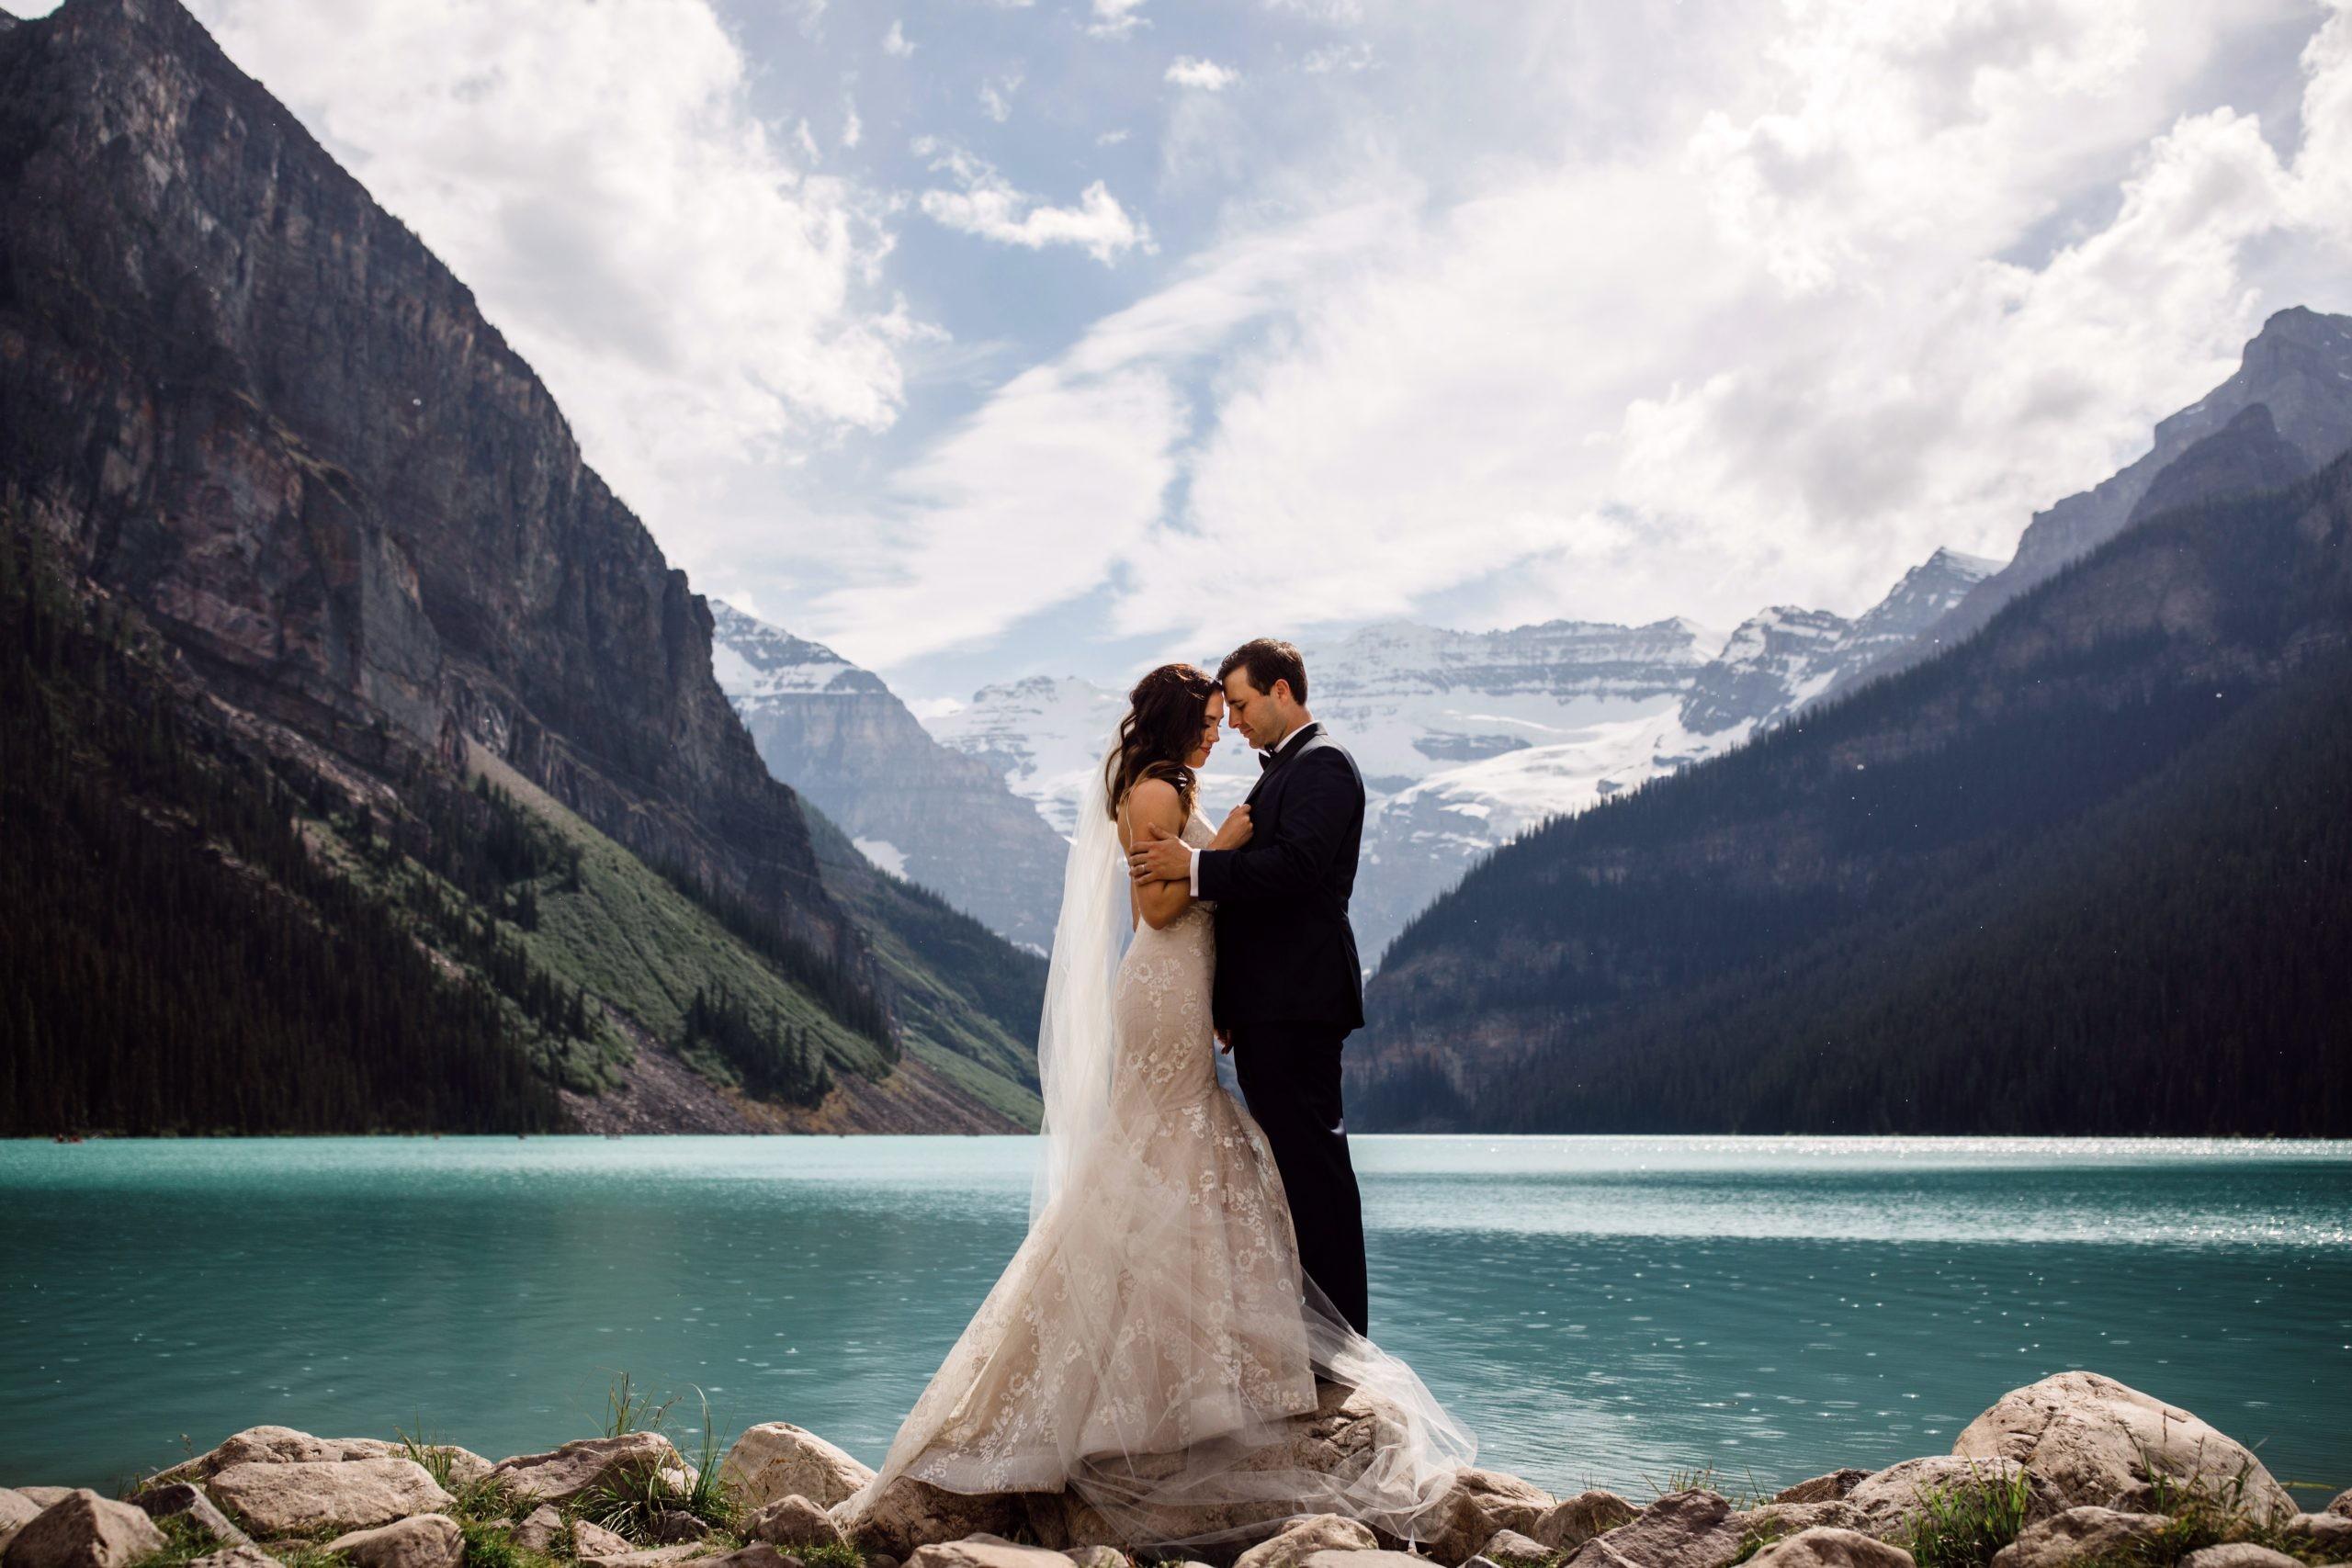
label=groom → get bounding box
[1127,637,1372,1335]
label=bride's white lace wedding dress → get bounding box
[839,777,1474,1552]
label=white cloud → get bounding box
[882,19,914,57]
[1097,128,1133,146]
[978,69,1023,123]
[1166,56,1239,91]
[189,0,910,528]
[811,0,2352,671]
[1087,0,1148,39]
[842,96,863,150]
[1301,41,1371,74]
[912,140,1151,264]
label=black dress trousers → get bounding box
[1232,1021,1370,1336]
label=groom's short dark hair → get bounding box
[1218,638,1307,705]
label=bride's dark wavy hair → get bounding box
[1104,662,1218,821]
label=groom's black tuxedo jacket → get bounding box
[1195,722,1366,1032]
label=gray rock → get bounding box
[1528,1494,1640,1553]
[323,1514,467,1568]
[752,1496,847,1551]
[2282,1512,2352,1554]
[490,1434,696,1506]
[2177,1547,2304,1568]
[514,1506,571,1554]
[2328,1488,2352,1518]
[130,1483,251,1547]
[580,1547,730,1568]
[1952,1373,2297,1523]
[1,1490,167,1568]
[1299,1551,1430,1568]
[1742,1528,1913,1568]
[1479,1529,1554,1564]
[838,1477,1026,1560]
[0,1495,44,1555]
[4,1498,72,1513]
[1410,1468,1554,1565]
[1844,1458,2061,1542]
[698,1546,805,1568]
[1234,1515,1382,1568]
[185,1549,281,1568]
[650,1511,717,1544]
[1985,1506,2171,1568]
[725,1426,877,1513]
[1772,1475,1871,1507]
[1067,1549,1127,1568]
[1724,1504,1869,1544]
[150,1428,486,1490]
[206,1458,456,1536]
[905,1538,1078,1568]
[1559,1489,1743,1568]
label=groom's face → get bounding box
[1222,670,1291,750]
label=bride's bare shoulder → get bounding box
[1118,776,1182,826]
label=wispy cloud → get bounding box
[913,139,1151,264]
[1087,0,1148,39]
[882,19,913,57]
[1165,56,1238,91]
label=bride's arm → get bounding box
[1122,779,1194,931]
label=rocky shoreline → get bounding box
[4,1373,2345,1568]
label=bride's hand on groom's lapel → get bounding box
[1210,803,1252,851]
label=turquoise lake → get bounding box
[4,1135,2347,1505]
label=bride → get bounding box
[835,663,1475,1554]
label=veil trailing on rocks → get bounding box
[836,735,1477,1558]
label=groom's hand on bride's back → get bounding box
[1126,821,1193,883]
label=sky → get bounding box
[20,0,2352,702]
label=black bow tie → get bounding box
[1259,750,1281,773]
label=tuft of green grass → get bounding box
[799,1543,866,1568]
[579,1382,743,1546]
[1899,1460,2039,1568]
[124,1513,242,1568]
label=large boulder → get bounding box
[723,1425,876,1511]
[206,1458,455,1535]
[153,1428,487,1488]
[577,1547,728,1568]
[1985,1506,2171,1568]
[1299,1554,1427,1568]
[1232,1515,1378,1568]
[2328,1488,2352,1518]
[490,1433,696,1505]
[1529,1492,1640,1552]
[1559,1489,1746,1568]
[3,1500,71,1514]
[1,1491,167,1568]
[322,1514,467,1568]
[131,1483,251,1547]
[1409,1469,1555,1565]
[1952,1374,2296,1523]
[1742,1528,1913,1568]
[1477,1530,1553,1565]
[1843,1458,2061,1542]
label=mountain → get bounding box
[1348,434,2352,1134]
[709,603,1067,951]
[1818,307,2352,705]
[0,0,1037,1134]
[918,557,1996,959]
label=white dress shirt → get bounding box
[1188,720,1315,895]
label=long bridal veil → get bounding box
[848,738,1476,1555]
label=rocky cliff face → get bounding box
[1822,307,2352,704]
[710,604,1068,951]
[0,0,859,969]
